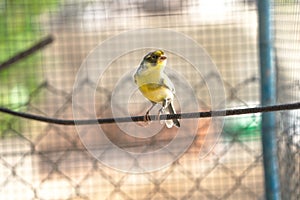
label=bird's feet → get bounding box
[157,108,165,124]
[144,111,151,122]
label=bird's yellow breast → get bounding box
[134,60,174,103]
[138,83,173,103]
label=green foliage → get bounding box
[0,0,60,137]
[0,0,60,62]
[223,114,261,141]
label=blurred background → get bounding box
[0,0,299,199]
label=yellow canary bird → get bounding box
[134,50,180,128]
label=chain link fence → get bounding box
[274,1,300,199]
[0,0,298,199]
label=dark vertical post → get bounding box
[258,0,281,199]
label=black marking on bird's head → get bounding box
[144,50,167,66]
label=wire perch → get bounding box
[0,102,299,126]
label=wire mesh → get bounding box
[274,1,300,199]
[0,0,298,199]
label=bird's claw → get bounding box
[144,112,151,122]
[157,108,165,124]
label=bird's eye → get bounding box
[151,55,157,59]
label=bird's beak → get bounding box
[160,55,167,60]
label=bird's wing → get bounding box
[161,73,176,93]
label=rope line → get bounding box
[0,102,299,126]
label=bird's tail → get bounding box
[166,103,180,128]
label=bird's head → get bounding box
[143,50,167,67]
